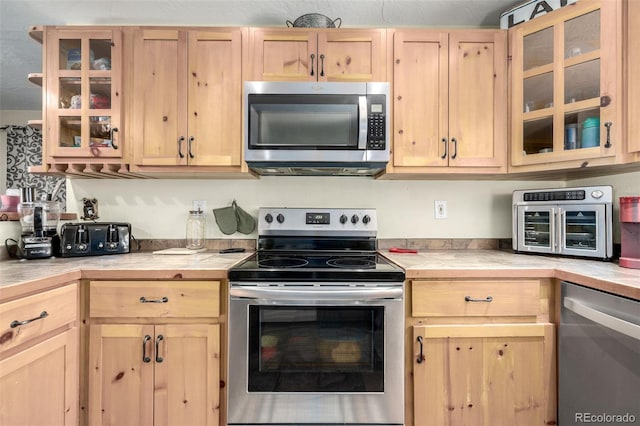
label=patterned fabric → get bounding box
[5,126,66,206]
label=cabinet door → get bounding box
[392,30,449,167]
[133,29,188,166]
[154,324,220,426]
[448,31,507,168]
[510,0,621,168]
[318,29,386,82]
[412,324,556,426]
[249,28,317,81]
[46,28,123,160]
[88,324,154,426]
[0,329,78,426]
[628,0,640,155]
[187,29,243,167]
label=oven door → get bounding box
[516,205,558,254]
[559,205,611,259]
[228,284,404,426]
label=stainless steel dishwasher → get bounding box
[559,281,640,425]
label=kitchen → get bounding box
[1,0,640,425]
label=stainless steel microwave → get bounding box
[244,81,389,176]
[512,186,613,260]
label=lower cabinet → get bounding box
[407,279,557,426]
[85,280,222,426]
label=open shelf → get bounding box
[29,26,44,44]
[28,73,43,87]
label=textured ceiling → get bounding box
[0,0,520,111]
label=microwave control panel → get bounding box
[367,95,386,150]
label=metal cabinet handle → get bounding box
[320,54,325,77]
[416,335,425,364]
[178,136,185,158]
[310,53,315,76]
[188,136,195,159]
[155,335,164,363]
[139,296,168,303]
[604,122,612,148]
[10,311,48,328]
[142,335,152,363]
[110,127,119,150]
[464,295,493,303]
[451,137,458,159]
[441,138,448,159]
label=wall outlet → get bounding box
[434,200,447,219]
[192,200,207,212]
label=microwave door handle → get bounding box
[358,96,368,149]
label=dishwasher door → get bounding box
[559,282,640,425]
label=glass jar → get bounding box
[186,209,205,249]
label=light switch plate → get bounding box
[435,200,447,219]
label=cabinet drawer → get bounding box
[89,281,220,318]
[412,280,540,317]
[0,284,77,354]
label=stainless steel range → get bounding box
[227,208,405,426]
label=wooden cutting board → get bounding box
[152,247,207,255]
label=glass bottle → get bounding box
[186,209,205,249]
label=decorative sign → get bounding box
[500,0,580,29]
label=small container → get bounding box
[581,117,600,148]
[186,209,205,249]
[565,124,577,150]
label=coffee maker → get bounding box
[17,189,61,259]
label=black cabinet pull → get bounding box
[10,311,48,328]
[139,296,168,303]
[310,53,315,76]
[142,335,151,363]
[451,137,458,159]
[604,122,612,148]
[155,335,164,363]
[416,335,425,364]
[110,127,119,150]
[188,136,195,159]
[178,136,185,158]
[441,138,448,159]
[320,54,325,77]
[465,295,493,303]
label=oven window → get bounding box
[248,95,359,149]
[564,210,597,250]
[524,210,551,248]
[248,306,384,392]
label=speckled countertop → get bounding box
[1,249,638,301]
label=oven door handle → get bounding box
[230,286,403,302]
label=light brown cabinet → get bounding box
[509,0,624,172]
[387,30,507,176]
[86,280,222,426]
[626,0,640,158]
[249,28,386,82]
[0,283,79,426]
[131,28,245,172]
[406,279,556,426]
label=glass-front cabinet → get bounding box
[45,28,122,159]
[510,0,621,168]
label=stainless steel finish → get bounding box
[230,285,402,303]
[559,282,640,425]
[258,207,377,237]
[358,95,368,149]
[228,282,404,426]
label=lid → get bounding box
[189,209,204,215]
[583,117,600,128]
[620,196,640,204]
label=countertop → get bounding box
[1,249,639,301]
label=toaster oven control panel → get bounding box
[523,190,586,202]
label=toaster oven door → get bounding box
[559,205,609,258]
[516,205,558,254]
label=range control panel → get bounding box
[258,207,377,237]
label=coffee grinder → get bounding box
[17,189,61,259]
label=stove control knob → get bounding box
[340,214,348,224]
[276,213,285,224]
[362,215,371,224]
[265,213,273,223]
[351,214,359,224]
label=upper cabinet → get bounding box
[249,28,386,82]
[131,28,246,172]
[44,27,123,161]
[509,0,624,172]
[386,30,507,176]
[626,0,640,158]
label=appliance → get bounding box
[59,222,131,257]
[227,207,405,426]
[512,185,613,259]
[244,81,390,176]
[620,196,640,269]
[16,197,61,259]
[559,281,640,425]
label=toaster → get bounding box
[59,222,131,257]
